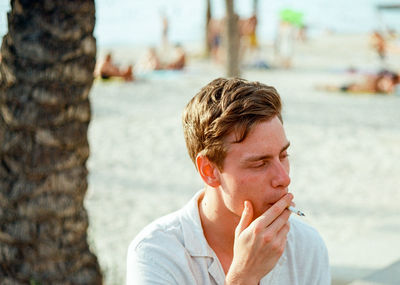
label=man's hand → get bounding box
[225,193,293,285]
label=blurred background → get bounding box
[1,1,399,285]
[2,0,398,46]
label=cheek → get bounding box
[221,172,255,201]
[238,173,262,187]
[235,172,268,200]
[233,168,260,184]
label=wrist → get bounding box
[225,271,258,285]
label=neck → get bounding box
[198,186,240,264]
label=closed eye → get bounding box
[252,159,271,168]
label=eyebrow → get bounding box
[242,141,291,163]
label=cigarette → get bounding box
[288,206,305,217]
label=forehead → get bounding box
[224,117,288,156]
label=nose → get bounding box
[271,159,291,189]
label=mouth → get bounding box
[265,192,292,208]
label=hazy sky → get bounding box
[0,0,399,47]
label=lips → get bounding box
[264,192,291,208]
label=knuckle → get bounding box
[263,232,274,243]
[283,227,290,236]
[282,210,291,220]
[276,238,287,254]
[253,223,263,235]
[271,240,281,251]
[277,243,285,255]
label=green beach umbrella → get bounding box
[279,8,304,27]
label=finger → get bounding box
[275,221,291,242]
[275,222,290,254]
[264,208,291,235]
[270,221,290,249]
[255,193,293,227]
[260,221,290,258]
[235,200,254,237]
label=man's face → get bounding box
[217,116,291,220]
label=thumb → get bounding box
[235,200,253,237]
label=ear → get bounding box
[196,154,221,188]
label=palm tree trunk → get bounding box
[225,0,240,77]
[0,0,102,284]
[253,0,259,16]
[205,0,212,57]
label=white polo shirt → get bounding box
[127,190,331,285]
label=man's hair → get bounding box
[182,78,282,170]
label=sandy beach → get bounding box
[84,33,400,284]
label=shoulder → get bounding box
[126,210,188,284]
[126,191,208,284]
[129,210,185,257]
[129,190,204,260]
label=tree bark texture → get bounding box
[0,0,102,284]
[205,0,212,57]
[225,0,240,77]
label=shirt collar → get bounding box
[179,190,227,284]
[179,189,212,257]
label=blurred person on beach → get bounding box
[207,15,263,67]
[208,18,224,63]
[95,52,134,81]
[135,44,186,73]
[165,43,186,70]
[239,15,258,51]
[370,30,387,63]
[274,20,296,69]
[135,47,162,72]
[239,15,270,69]
[161,12,169,52]
[134,13,185,74]
[127,78,331,284]
[296,24,308,42]
[318,69,400,95]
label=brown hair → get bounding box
[182,78,282,170]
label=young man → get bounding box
[127,78,330,284]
